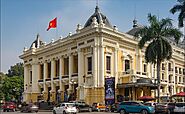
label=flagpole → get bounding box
[56,17,58,39]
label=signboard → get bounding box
[105,77,115,105]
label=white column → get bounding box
[78,49,84,86]
[172,61,176,94]
[93,46,98,87]
[151,64,154,78]
[32,62,40,93]
[44,62,48,92]
[51,60,55,91]
[59,57,64,91]
[139,50,143,74]
[147,63,150,77]
[99,37,104,87]
[78,49,85,100]
[23,65,29,102]
[69,54,73,91]
[114,48,118,86]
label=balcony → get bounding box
[161,79,167,84]
[45,78,51,86]
[38,79,44,87]
[38,79,43,82]
[53,77,59,80]
[169,80,174,83]
[122,69,134,75]
[45,78,51,81]
[168,68,173,74]
[72,73,78,77]
[62,75,69,79]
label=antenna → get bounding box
[157,10,160,21]
[134,3,136,20]
[96,0,99,7]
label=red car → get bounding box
[2,102,17,112]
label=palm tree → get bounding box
[170,0,185,27]
[135,14,182,103]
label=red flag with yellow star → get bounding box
[47,17,57,31]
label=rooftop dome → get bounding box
[30,34,44,49]
[127,19,143,36]
[84,6,112,28]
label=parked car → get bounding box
[110,102,120,112]
[69,101,92,112]
[117,101,155,114]
[20,103,39,113]
[155,102,175,114]
[92,103,106,112]
[144,102,157,108]
[2,102,16,112]
[53,102,77,114]
[173,102,185,114]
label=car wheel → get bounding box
[167,110,171,114]
[97,108,101,112]
[3,109,6,112]
[53,110,56,114]
[89,107,92,112]
[141,109,148,114]
[120,109,126,114]
[63,111,66,114]
[76,108,80,113]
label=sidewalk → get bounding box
[39,109,52,112]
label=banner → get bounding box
[105,77,115,105]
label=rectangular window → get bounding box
[64,58,69,75]
[175,67,178,73]
[162,73,164,80]
[106,56,111,73]
[56,59,60,77]
[162,63,165,70]
[179,68,182,74]
[183,69,185,75]
[87,57,92,74]
[144,64,147,72]
[168,75,171,82]
[40,64,44,79]
[125,60,130,71]
[48,62,51,78]
[179,77,181,82]
[168,63,171,71]
[73,56,78,73]
[30,71,32,84]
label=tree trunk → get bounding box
[157,60,161,103]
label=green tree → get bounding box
[7,62,24,77]
[0,72,6,100]
[135,14,182,103]
[2,76,23,101]
[170,0,185,27]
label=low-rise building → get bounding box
[19,6,185,104]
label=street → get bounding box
[0,111,118,114]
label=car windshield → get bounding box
[66,103,75,107]
[138,102,144,106]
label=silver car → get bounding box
[53,102,77,114]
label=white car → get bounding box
[53,102,77,114]
[173,102,185,113]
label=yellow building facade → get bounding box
[19,6,185,104]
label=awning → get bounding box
[117,78,157,89]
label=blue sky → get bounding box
[1,0,182,73]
